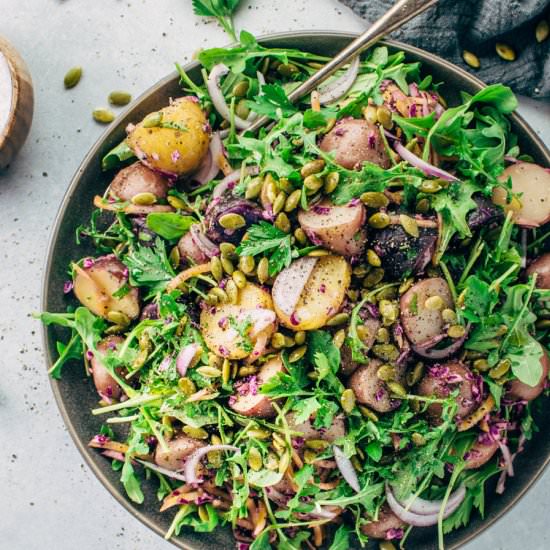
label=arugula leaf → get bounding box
[192,0,242,41]
[329,525,351,550]
[248,469,284,488]
[250,530,271,550]
[246,83,297,119]
[121,459,144,503]
[49,332,83,379]
[145,213,196,240]
[101,140,135,171]
[393,112,436,141]
[291,396,321,424]
[235,221,292,276]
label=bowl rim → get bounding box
[40,30,550,550]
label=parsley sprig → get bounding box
[191,0,243,41]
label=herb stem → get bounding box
[106,414,140,424]
[92,392,172,415]
[488,263,519,292]
[439,259,457,303]
[458,239,485,287]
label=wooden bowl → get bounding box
[0,35,34,172]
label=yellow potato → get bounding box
[200,283,276,359]
[126,97,210,177]
[273,255,351,331]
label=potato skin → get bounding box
[320,118,390,170]
[416,361,478,419]
[298,200,367,257]
[273,255,351,331]
[464,436,499,470]
[507,349,549,402]
[287,412,346,443]
[154,435,206,471]
[73,255,140,320]
[400,277,453,346]
[361,505,406,539]
[91,336,124,400]
[109,161,170,201]
[177,229,210,265]
[340,318,380,376]
[126,97,210,177]
[526,253,550,289]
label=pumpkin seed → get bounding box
[219,213,246,230]
[248,447,263,471]
[387,381,407,397]
[362,104,378,124]
[489,359,511,379]
[341,388,356,413]
[131,192,157,206]
[197,366,222,378]
[265,452,279,470]
[307,249,329,257]
[536,20,549,42]
[211,287,229,303]
[104,324,125,335]
[462,50,480,69]
[211,256,223,282]
[289,345,307,362]
[360,191,389,208]
[359,405,379,422]
[363,268,385,287]
[92,108,115,124]
[207,353,221,368]
[197,505,210,522]
[376,106,393,129]
[225,279,239,304]
[166,195,185,210]
[420,179,442,194]
[178,377,196,395]
[411,433,426,447]
[376,364,396,382]
[303,174,323,192]
[351,455,363,472]
[273,191,287,215]
[108,91,132,106]
[326,312,350,327]
[183,425,209,439]
[257,257,269,284]
[277,177,293,194]
[332,329,346,348]
[407,362,425,386]
[373,343,399,362]
[379,300,399,323]
[138,331,151,351]
[304,449,318,464]
[425,295,444,311]
[399,214,419,237]
[220,242,237,258]
[278,451,291,474]
[271,332,287,349]
[263,174,278,204]
[245,177,263,200]
[107,310,130,326]
[222,359,231,384]
[496,43,516,61]
[232,80,249,97]
[294,227,307,245]
[236,99,250,120]
[64,66,82,89]
[380,541,397,550]
[204,293,218,306]
[238,366,258,377]
[232,270,247,289]
[142,111,163,128]
[368,212,391,229]
[305,439,330,450]
[248,429,271,440]
[473,358,490,372]
[275,212,291,233]
[416,197,431,213]
[448,324,466,338]
[374,326,389,343]
[301,159,325,178]
[285,189,302,212]
[495,324,508,336]
[221,256,234,275]
[277,63,299,77]
[366,249,382,267]
[399,278,414,295]
[322,172,338,194]
[441,308,457,323]
[238,255,255,274]
[294,331,306,346]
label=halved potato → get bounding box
[154,435,206,471]
[200,283,276,359]
[526,253,550,289]
[108,161,170,202]
[273,255,351,331]
[73,255,140,320]
[91,336,124,400]
[126,97,210,177]
[493,163,550,227]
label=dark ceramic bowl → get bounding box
[41,31,550,550]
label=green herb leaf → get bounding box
[121,460,144,504]
[246,83,297,120]
[248,469,284,488]
[101,140,135,171]
[145,213,196,240]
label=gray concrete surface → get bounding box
[1,1,549,549]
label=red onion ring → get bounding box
[398,485,467,516]
[333,445,360,492]
[190,224,219,258]
[318,55,360,105]
[193,132,223,185]
[176,343,201,377]
[207,64,250,130]
[136,458,188,482]
[184,445,239,484]
[385,484,465,527]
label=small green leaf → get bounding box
[248,469,284,488]
[146,213,196,240]
[101,140,135,171]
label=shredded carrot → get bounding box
[166,262,212,292]
[318,480,339,490]
[311,90,321,112]
[214,152,233,177]
[313,525,323,547]
[93,195,173,214]
[291,448,304,469]
[88,438,129,453]
[252,501,267,536]
[160,489,199,512]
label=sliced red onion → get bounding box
[241,308,277,339]
[212,166,260,199]
[135,458,188,482]
[496,434,525,494]
[176,343,201,377]
[271,257,318,316]
[193,133,223,185]
[397,485,466,516]
[184,445,239,484]
[158,355,172,372]
[101,450,126,462]
[497,441,514,477]
[385,484,465,527]
[207,64,250,130]
[318,55,360,105]
[190,224,219,258]
[257,70,266,89]
[333,445,360,493]
[309,503,339,519]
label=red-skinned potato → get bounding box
[493,163,550,227]
[526,253,550,289]
[416,361,478,419]
[91,336,124,401]
[126,97,210,177]
[361,505,407,539]
[154,435,206,471]
[229,355,285,418]
[287,412,346,442]
[108,161,170,202]
[507,349,549,401]
[400,277,453,346]
[464,436,499,470]
[73,255,140,320]
[297,200,366,257]
[177,229,210,265]
[320,118,391,170]
[340,318,380,376]
[348,359,404,413]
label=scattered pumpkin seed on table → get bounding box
[63,66,82,89]
[108,91,132,106]
[92,108,115,124]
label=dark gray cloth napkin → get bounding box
[340,0,550,97]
